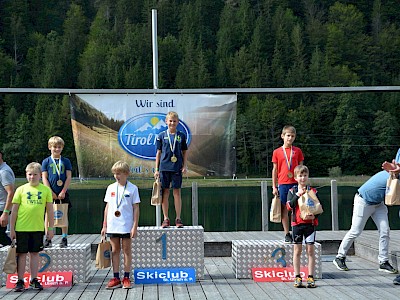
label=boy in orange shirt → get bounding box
[272,125,304,243]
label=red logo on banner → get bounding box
[111,192,115,197]
[6,272,73,289]
[252,267,308,282]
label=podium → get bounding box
[125,226,204,280]
[232,240,322,279]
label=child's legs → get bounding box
[171,172,183,220]
[29,252,40,278]
[306,244,315,276]
[278,184,296,234]
[110,237,121,274]
[281,205,290,234]
[17,253,27,279]
[121,237,132,273]
[293,244,302,275]
[173,188,181,219]
[161,188,170,219]
[160,172,172,219]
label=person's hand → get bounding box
[101,226,106,236]
[154,170,160,179]
[47,230,54,240]
[272,186,278,196]
[131,227,137,239]
[58,191,66,200]
[0,213,8,227]
[181,166,187,174]
[52,192,58,200]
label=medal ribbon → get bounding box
[116,183,127,209]
[50,156,62,180]
[282,146,293,171]
[166,130,177,156]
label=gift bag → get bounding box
[385,172,400,206]
[54,201,69,228]
[269,195,281,223]
[151,178,162,206]
[95,236,111,269]
[298,189,323,220]
[3,241,17,274]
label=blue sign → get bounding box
[134,267,196,284]
[118,113,191,160]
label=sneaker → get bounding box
[284,233,293,243]
[393,275,400,285]
[44,239,52,248]
[106,278,121,289]
[14,279,25,292]
[306,277,316,288]
[379,261,398,274]
[122,277,131,289]
[175,218,184,228]
[161,219,170,228]
[333,257,349,271]
[29,278,43,290]
[60,237,68,248]
[294,277,303,288]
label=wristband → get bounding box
[103,222,107,226]
[61,189,67,193]
[3,209,10,213]
[48,227,54,231]
[155,168,159,171]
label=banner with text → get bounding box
[70,94,237,178]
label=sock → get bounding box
[114,273,120,280]
[62,233,68,238]
[124,272,130,278]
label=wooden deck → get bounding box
[0,230,399,299]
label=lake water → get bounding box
[67,186,400,234]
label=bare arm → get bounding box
[46,202,54,240]
[58,169,72,200]
[131,203,140,238]
[181,149,188,174]
[9,203,19,240]
[272,163,278,195]
[101,203,109,236]
[0,184,14,226]
[154,150,161,179]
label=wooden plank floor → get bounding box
[0,230,399,299]
[0,256,398,300]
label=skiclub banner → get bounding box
[70,94,236,178]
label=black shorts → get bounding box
[160,171,182,189]
[16,231,44,253]
[54,192,72,209]
[292,224,316,245]
[107,233,131,239]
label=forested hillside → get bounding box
[1,0,400,176]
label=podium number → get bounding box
[271,247,287,267]
[39,253,51,272]
[156,233,167,260]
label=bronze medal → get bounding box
[57,180,63,186]
[115,210,121,217]
[287,171,293,179]
[171,155,177,163]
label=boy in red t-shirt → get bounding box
[286,165,320,288]
[272,125,304,243]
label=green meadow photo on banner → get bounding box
[69,94,237,178]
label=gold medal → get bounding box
[57,180,63,186]
[115,210,121,217]
[287,172,293,178]
[171,155,177,163]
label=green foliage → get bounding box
[0,0,400,176]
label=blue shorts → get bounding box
[278,183,297,205]
[160,171,182,189]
